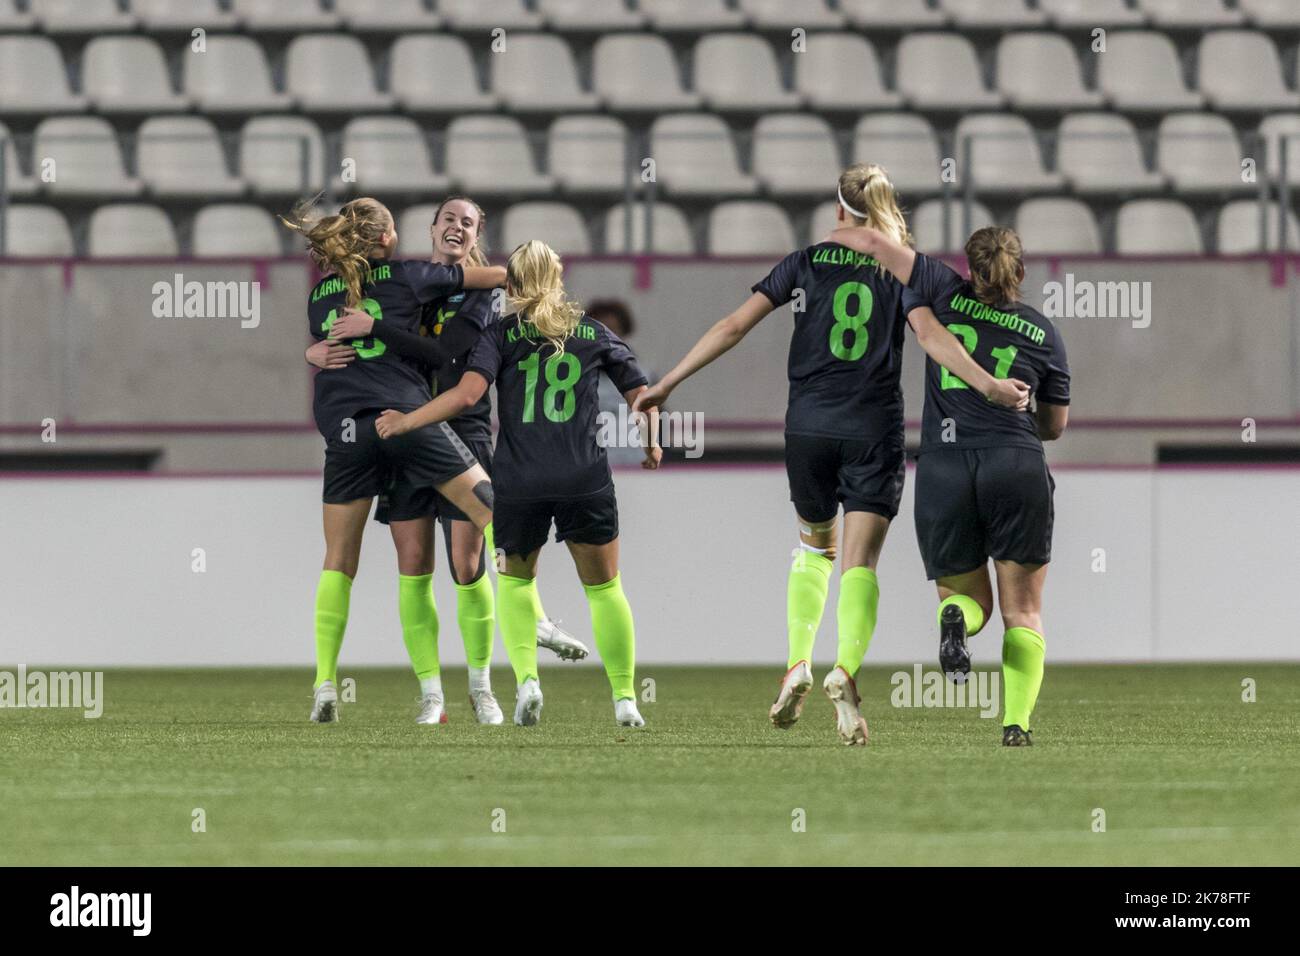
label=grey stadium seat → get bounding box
[604,202,696,254]
[35,116,143,197]
[943,0,1045,28]
[1198,31,1300,112]
[955,114,1064,194]
[134,0,239,30]
[82,37,189,114]
[229,0,340,30]
[840,0,946,29]
[896,34,1003,111]
[910,199,996,254]
[30,0,135,33]
[138,117,245,199]
[1097,32,1203,113]
[193,205,284,258]
[708,201,797,256]
[438,0,542,30]
[592,34,701,112]
[694,34,802,112]
[549,116,629,195]
[808,201,840,247]
[0,1,33,30]
[87,204,179,258]
[1157,113,1254,195]
[0,37,87,114]
[795,34,901,111]
[1216,200,1300,253]
[0,121,37,197]
[753,114,842,197]
[1058,113,1165,195]
[240,116,326,197]
[1240,0,1300,27]
[996,33,1104,111]
[2,205,74,257]
[640,0,746,31]
[649,113,759,197]
[285,34,393,113]
[1038,0,1144,27]
[492,34,600,113]
[1142,0,1242,28]
[340,117,449,194]
[1115,200,1204,255]
[335,0,440,31]
[737,0,845,30]
[391,35,497,113]
[397,205,442,259]
[539,0,645,30]
[445,116,554,196]
[1258,114,1300,184]
[852,114,944,196]
[184,35,293,114]
[501,203,592,255]
[1015,198,1102,254]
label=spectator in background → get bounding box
[588,299,661,466]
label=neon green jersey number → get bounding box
[939,324,1020,391]
[829,281,872,361]
[322,298,386,359]
[990,344,1019,379]
[518,351,582,423]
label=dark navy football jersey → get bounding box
[423,288,497,444]
[466,314,648,500]
[904,253,1070,453]
[308,258,464,439]
[752,243,909,441]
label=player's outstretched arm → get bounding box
[376,371,491,439]
[328,309,450,368]
[461,265,507,289]
[907,307,1030,410]
[827,226,917,284]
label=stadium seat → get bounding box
[1258,114,1300,184]
[34,117,142,197]
[445,116,554,196]
[943,0,1045,28]
[87,204,179,258]
[134,0,239,30]
[840,0,946,29]
[1,205,74,257]
[1015,198,1102,254]
[239,116,326,197]
[539,0,645,30]
[910,199,996,253]
[794,33,901,110]
[808,201,840,246]
[29,0,135,33]
[390,35,497,113]
[0,37,86,114]
[1198,32,1300,111]
[1157,113,1254,195]
[230,0,339,30]
[285,34,393,113]
[640,0,746,31]
[1141,0,1242,27]
[502,202,592,255]
[1216,199,1300,253]
[852,113,944,196]
[1097,31,1203,112]
[1115,200,1204,254]
[896,34,1003,111]
[955,114,1064,194]
[996,33,1104,111]
[396,204,441,258]
[138,117,246,199]
[492,34,600,113]
[549,116,629,195]
[335,0,440,31]
[604,202,696,254]
[592,34,701,112]
[0,1,33,30]
[0,121,37,197]
[1038,0,1144,27]
[438,0,542,30]
[694,34,802,112]
[753,114,842,197]
[1058,113,1166,195]
[192,205,284,258]
[82,37,189,114]
[737,0,845,30]
[708,201,797,256]
[1240,0,1300,27]
[649,113,759,197]
[340,117,449,194]
[184,35,293,114]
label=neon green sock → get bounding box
[314,569,352,687]
[938,593,986,636]
[835,566,879,677]
[584,574,636,701]
[1002,627,1046,729]
[787,550,832,668]
[398,573,440,680]
[454,572,495,669]
[497,573,539,684]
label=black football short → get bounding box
[322,411,477,522]
[913,445,1055,580]
[784,431,907,523]
[493,484,620,558]
[373,435,492,526]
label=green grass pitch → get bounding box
[3,664,1298,866]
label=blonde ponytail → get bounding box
[280,196,393,310]
[506,240,583,354]
[964,226,1024,305]
[836,163,913,248]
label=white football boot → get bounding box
[769,660,813,729]
[416,691,447,725]
[614,697,645,728]
[310,680,339,723]
[536,619,589,661]
[823,666,869,746]
[469,688,505,725]
[514,678,544,726]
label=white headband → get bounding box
[837,185,871,221]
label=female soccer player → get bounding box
[826,223,1070,747]
[283,196,506,726]
[634,164,1029,745]
[374,240,660,728]
[308,198,588,726]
